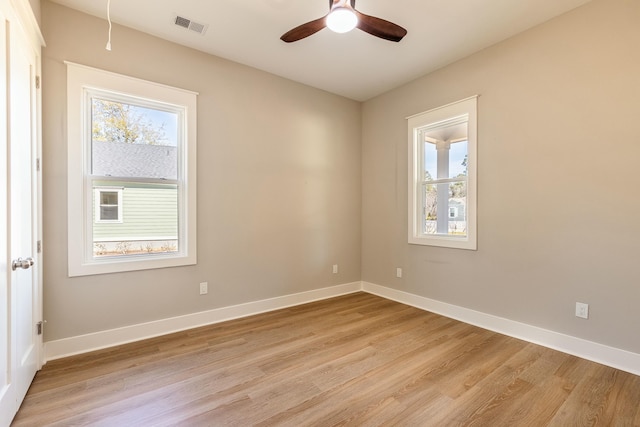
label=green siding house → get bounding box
[92,141,179,256]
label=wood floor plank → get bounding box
[12,292,640,426]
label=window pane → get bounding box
[449,140,468,178]
[100,191,118,206]
[448,181,467,236]
[100,206,118,221]
[423,141,437,181]
[420,122,468,181]
[423,182,438,234]
[91,98,179,180]
[93,182,178,258]
[422,180,467,237]
[422,140,468,180]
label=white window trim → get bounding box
[407,96,477,250]
[67,62,198,276]
[94,187,123,223]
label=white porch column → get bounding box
[436,140,451,234]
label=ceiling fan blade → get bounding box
[355,11,407,42]
[281,16,327,43]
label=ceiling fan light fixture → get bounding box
[326,7,358,33]
[280,0,406,43]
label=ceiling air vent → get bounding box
[174,15,208,35]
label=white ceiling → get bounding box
[49,0,592,101]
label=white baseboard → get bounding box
[362,282,640,376]
[44,281,362,361]
[44,280,640,377]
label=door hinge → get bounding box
[35,75,40,89]
[36,158,40,171]
[37,321,43,335]
[37,240,42,253]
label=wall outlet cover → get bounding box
[199,282,208,295]
[575,302,589,319]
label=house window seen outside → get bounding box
[94,188,122,223]
[448,206,458,219]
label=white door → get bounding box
[0,10,12,427]
[10,10,39,407]
[0,3,41,425]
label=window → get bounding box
[408,96,477,250]
[94,188,123,223]
[67,62,197,276]
[448,206,458,219]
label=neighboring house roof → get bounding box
[92,140,177,179]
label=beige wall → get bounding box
[362,0,640,354]
[28,0,40,25]
[41,1,362,341]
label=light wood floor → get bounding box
[12,292,640,426]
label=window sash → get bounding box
[85,90,185,262]
[89,91,182,182]
[418,179,467,238]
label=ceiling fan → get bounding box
[281,0,407,43]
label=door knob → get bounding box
[11,257,34,271]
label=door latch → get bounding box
[11,257,34,271]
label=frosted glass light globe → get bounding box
[326,8,358,33]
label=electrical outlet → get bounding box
[333,264,338,274]
[199,282,208,295]
[396,268,402,278]
[575,302,589,319]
